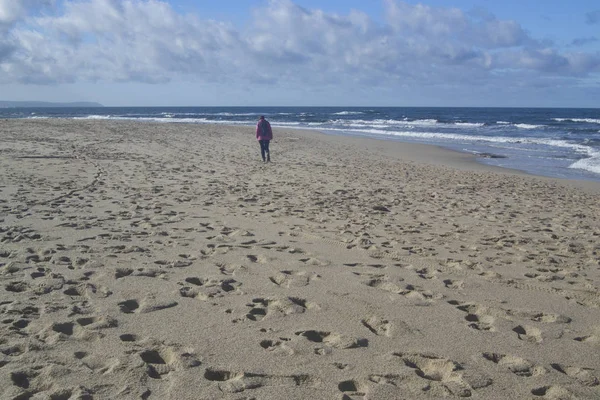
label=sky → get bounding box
[0,0,599,107]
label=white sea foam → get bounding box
[578,118,600,124]
[330,118,409,126]
[270,121,302,126]
[569,150,600,174]
[404,119,439,126]
[214,112,257,116]
[454,122,485,127]
[158,111,259,117]
[73,115,223,124]
[318,127,595,155]
[328,118,484,129]
[73,115,112,120]
[513,123,543,129]
[70,115,308,128]
[554,118,600,124]
[496,121,511,125]
[333,111,364,115]
[158,112,200,116]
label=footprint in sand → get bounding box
[63,282,112,298]
[118,299,140,313]
[243,296,318,322]
[394,352,490,398]
[333,362,351,370]
[269,270,320,288]
[179,277,242,300]
[139,343,201,379]
[199,244,231,257]
[482,353,545,377]
[118,295,177,314]
[574,332,600,345]
[153,259,193,268]
[464,312,497,332]
[203,367,318,394]
[259,339,294,355]
[513,325,543,343]
[0,301,40,324]
[362,275,442,302]
[75,353,122,375]
[551,363,599,387]
[119,333,139,342]
[416,267,438,280]
[28,267,49,279]
[75,315,118,330]
[338,379,368,400]
[246,254,273,264]
[343,263,362,268]
[1,342,30,357]
[531,385,578,399]
[343,262,387,269]
[215,262,247,276]
[507,309,571,324]
[5,281,30,293]
[361,315,392,337]
[273,245,304,254]
[114,267,166,279]
[8,366,91,399]
[34,315,117,344]
[10,369,39,390]
[33,274,69,295]
[367,263,388,269]
[443,279,465,289]
[3,318,30,330]
[295,330,368,350]
[338,374,415,399]
[204,368,249,394]
[298,257,330,266]
[449,300,568,334]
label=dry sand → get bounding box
[1,119,599,400]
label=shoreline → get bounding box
[3,105,600,184]
[10,115,600,188]
[10,117,600,189]
[299,126,600,194]
[1,119,599,399]
[257,119,600,194]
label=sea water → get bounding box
[2,106,599,182]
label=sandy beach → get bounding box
[1,119,599,399]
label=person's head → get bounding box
[259,115,265,120]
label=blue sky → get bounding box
[1,0,599,107]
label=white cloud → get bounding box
[0,0,599,96]
[0,0,55,27]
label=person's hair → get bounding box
[259,115,265,119]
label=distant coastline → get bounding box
[0,101,104,108]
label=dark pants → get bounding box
[259,140,270,161]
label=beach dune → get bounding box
[1,119,599,399]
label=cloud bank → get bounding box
[1,0,599,101]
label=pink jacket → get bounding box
[256,119,273,140]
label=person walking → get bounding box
[256,115,273,163]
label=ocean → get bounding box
[2,106,599,182]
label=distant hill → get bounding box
[0,101,104,108]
